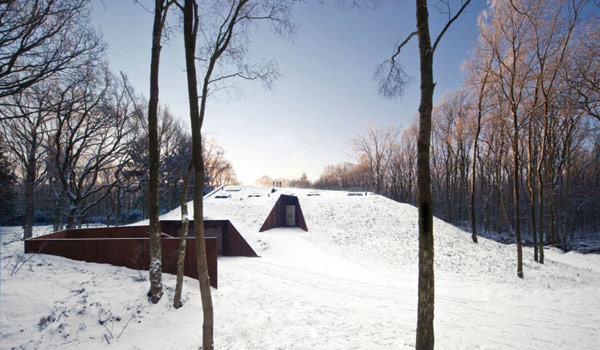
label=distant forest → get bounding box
[0,82,238,228]
[309,0,600,253]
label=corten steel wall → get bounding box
[259,194,308,232]
[160,220,258,257]
[30,225,152,239]
[25,225,218,288]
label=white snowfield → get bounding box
[2,186,600,349]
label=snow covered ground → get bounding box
[2,186,600,349]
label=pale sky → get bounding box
[92,0,487,184]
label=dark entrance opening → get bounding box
[259,194,308,232]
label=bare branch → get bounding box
[0,0,104,98]
[432,0,472,54]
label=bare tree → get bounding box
[146,0,175,304]
[0,82,54,239]
[479,0,538,278]
[255,175,274,186]
[174,161,193,309]
[289,172,310,188]
[352,124,398,194]
[530,0,582,260]
[177,0,297,348]
[565,11,599,122]
[377,0,472,348]
[204,138,238,188]
[180,1,212,347]
[464,46,494,243]
[0,134,17,224]
[431,90,472,223]
[0,0,102,101]
[47,68,136,228]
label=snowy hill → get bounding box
[2,186,600,349]
[166,186,600,287]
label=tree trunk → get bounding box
[562,140,571,249]
[183,1,214,349]
[512,109,524,278]
[549,190,559,246]
[470,135,479,243]
[470,73,488,244]
[496,183,512,234]
[66,199,80,229]
[415,0,435,348]
[527,119,538,261]
[66,209,76,229]
[52,194,61,232]
[174,161,193,309]
[147,0,168,304]
[23,149,36,240]
[536,114,548,264]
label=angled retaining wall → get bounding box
[160,220,258,257]
[25,223,219,288]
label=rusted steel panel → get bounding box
[224,221,258,257]
[295,203,308,231]
[24,233,219,288]
[186,238,218,287]
[63,226,150,239]
[26,239,97,262]
[160,238,179,274]
[206,238,218,287]
[160,220,183,237]
[160,220,257,258]
[95,239,147,269]
[259,194,308,232]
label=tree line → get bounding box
[0,1,237,233]
[314,0,600,258]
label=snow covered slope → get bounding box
[167,186,600,287]
[2,186,600,349]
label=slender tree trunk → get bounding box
[445,156,451,221]
[547,122,559,245]
[512,109,524,278]
[52,194,61,232]
[183,1,214,348]
[527,119,538,261]
[537,182,545,263]
[174,161,193,309]
[496,183,512,233]
[415,0,435,348]
[470,134,479,243]
[23,149,36,240]
[66,201,79,229]
[562,142,571,249]
[147,0,168,304]
[549,190,559,246]
[470,71,489,244]
[66,212,75,229]
[536,114,548,264]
